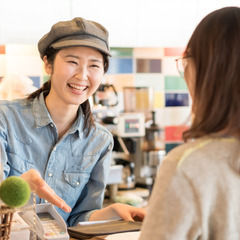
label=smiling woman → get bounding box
[0,17,146,227]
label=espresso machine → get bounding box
[103,86,165,192]
[111,112,146,190]
[140,111,165,187]
[120,87,165,190]
[109,87,165,192]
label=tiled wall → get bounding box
[107,47,191,152]
[0,44,191,153]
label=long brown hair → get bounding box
[183,7,240,141]
[28,47,109,136]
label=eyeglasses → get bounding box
[175,57,188,78]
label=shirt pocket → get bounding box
[62,171,90,206]
[7,130,35,175]
[8,154,35,175]
[7,129,34,164]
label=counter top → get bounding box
[70,231,141,240]
[69,188,148,240]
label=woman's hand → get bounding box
[20,169,71,213]
[89,203,146,222]
[111,203,146,222]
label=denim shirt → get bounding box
[0,92,113,226]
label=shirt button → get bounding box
[76,181,79,186]
[53,147,56,151]
[50,124,54,127]
[48,173,53,177]
[22,168,25,171]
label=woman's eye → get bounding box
[68,60,78,65]
[90,64,100,68]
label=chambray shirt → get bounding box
[0,92,113,226]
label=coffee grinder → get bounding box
[111,112,146,190]
[140,111,165,185]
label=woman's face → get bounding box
[44,46,104,107]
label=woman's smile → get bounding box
[67,83,88,94]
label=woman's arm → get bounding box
[89,203,146,222]
[20,169,71,213]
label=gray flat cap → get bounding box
[38,17,111,59]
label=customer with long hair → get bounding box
[140,6,240,239]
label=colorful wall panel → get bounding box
[0,45,6,54]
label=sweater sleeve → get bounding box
[139,158,201,240]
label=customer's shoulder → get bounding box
[168,136,212,153]
[165,136,235,167]
[164,137,211,164]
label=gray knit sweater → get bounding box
[139,136,240,240]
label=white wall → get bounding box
[0,0,239,47]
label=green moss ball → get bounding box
[0,176,31,208]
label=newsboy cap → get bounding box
[38,17,111,59]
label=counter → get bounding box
[69,187,149,240]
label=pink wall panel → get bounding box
[165,125,189,142]
[0,45,6,54]
[164,47,185,57]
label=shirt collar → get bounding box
[33,92,52,128]
[32,92,84,138]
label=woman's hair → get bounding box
[28,47,110,136]
[183,7,240,141]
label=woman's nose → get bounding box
[75,67,88,80]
